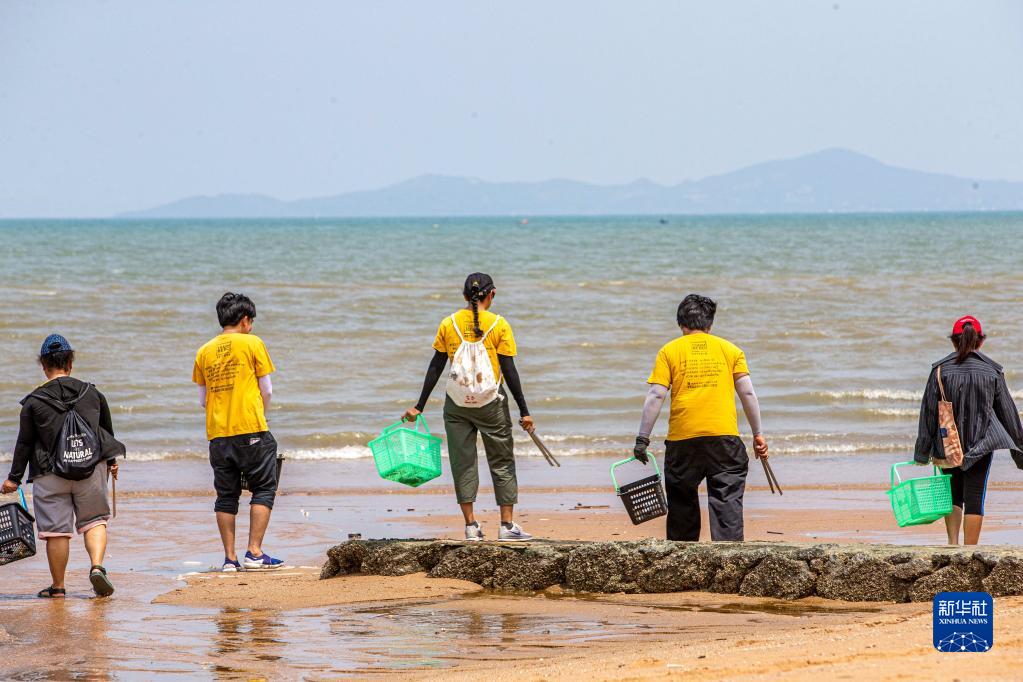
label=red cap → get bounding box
[952,315,983,336]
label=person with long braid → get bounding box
[403,273,534,541]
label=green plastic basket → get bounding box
[886,461,953,527]
[368,415,443,487]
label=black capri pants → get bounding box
[209,431,279,514]
[663,435,748,541]
[948,452,993,516]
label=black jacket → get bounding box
[914,351,1023,470]
[7,376,115,484]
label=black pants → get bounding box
[664,435,748,541]
[949,452,993,516]
[209,431,279,514]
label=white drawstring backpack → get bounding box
[446,314,503,408]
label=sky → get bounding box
[1,1,1022,217]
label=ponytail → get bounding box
[951,323,984,364]
[470,285,483,338]
[462,272,494,339]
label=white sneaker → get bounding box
[465,522,484,541]
[498,522,533,542]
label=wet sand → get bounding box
[156,569,480,610]
[116,569,1023,680]
[4,457,1023,679]
[415,594,1023,681]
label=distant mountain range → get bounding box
[119,149,1023,218]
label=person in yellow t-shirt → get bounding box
[633,294,769,542]
[193,293,283,572]
[402,273,535,542]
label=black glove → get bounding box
[633,436,651,465]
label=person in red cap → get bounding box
[914,315,1023,545]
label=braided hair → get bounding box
[463,273,495,340]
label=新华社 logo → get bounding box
[933,591,993,652]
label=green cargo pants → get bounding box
[443,389,518,506]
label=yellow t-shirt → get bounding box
[433,309,516,381]
[646,332,749,441]
[192,333,276,440]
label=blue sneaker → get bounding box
[222,558,242,573]
[242,551,284,570]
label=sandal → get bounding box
[37,586,66,599]
[89,565,114,598]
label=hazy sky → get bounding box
[2,1,1022,217]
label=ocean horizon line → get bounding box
[3,209,1023,222]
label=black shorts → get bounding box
[949,452,993,516]
[209,431,279,514]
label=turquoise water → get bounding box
[1,213,1021,462]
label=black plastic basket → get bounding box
[0,489,36,566]
[611,456,668,525]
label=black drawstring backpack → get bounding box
[30,384,119,480]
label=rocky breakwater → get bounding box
[320,539,1023,603]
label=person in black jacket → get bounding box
[914,316,1023,545]
[2,335,119,598]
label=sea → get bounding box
[1,213,1021,467]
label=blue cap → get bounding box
[40,334,73,357]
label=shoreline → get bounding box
[92,478,1023,497]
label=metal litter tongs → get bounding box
[760,456,782,495]
[527,429,561,467]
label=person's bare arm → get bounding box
[198,385,207,408]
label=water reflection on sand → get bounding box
[0,580,737,679]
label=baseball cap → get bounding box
[952,316,983,337]
[463,273,495,300]
[40,334,73,357]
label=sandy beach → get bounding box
[3,456,1023,679]
[151,563,1023,680]
[7,572,1023,681]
